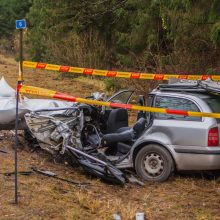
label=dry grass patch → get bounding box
[0,54,16,66]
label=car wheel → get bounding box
[135,144,174,182]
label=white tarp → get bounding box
[0,76,16,97]
[0,97,24,124]
[0,76,73,126]
[0,77,24,124]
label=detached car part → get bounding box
[31,167,90,187]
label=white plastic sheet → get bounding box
[0,76,16,97]
[0,77,73,126]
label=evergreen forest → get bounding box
[1,0,220,90]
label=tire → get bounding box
[135,144,174,182]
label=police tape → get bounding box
[23,61,220,81]
[18,84,220,119]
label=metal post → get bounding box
[14,28,23,204]
[14,83,19,204]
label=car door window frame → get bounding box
[107,89,134,104]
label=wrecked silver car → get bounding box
[3,76,220,184]
[24,80,220,184]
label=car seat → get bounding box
[102,117,146,155]
[106,108,129,134]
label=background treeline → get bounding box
[0,0,220,91]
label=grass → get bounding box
[0,54,16,66]
[0,54,220,219]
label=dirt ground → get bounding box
[0,54,220,220]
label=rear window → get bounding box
[203,96,220,122]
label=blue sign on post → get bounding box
[16,19,26,29]
[15,18,27,204]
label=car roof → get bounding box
[149,79,220,99]
[150,89,212,99]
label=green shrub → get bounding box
[104,79,122,92]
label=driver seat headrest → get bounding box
[107,108,128,133]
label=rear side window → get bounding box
[203,97,220,113]
[154,96,202,121]
[203,96,220,123]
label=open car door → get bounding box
[103,89,134,120]
[104,89,135,116]
[107,89,134,104]
[99,90,135,134]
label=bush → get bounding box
[104,79,122,92]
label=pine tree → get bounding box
[0,0,32,38]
